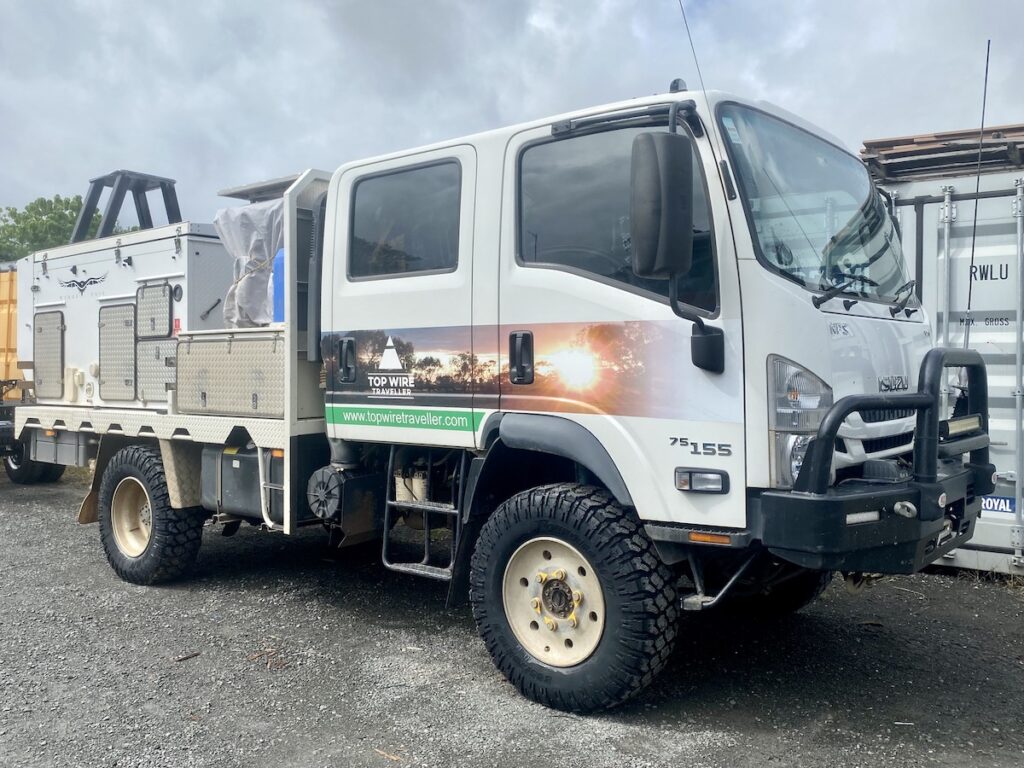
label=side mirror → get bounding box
[630,131,695,278]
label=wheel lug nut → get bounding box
[544,616,558,631]
[568,614,578,629]
[572,591,583,606]
[553,569,566,581]
[536,572,547,584]
[530,597,542,613]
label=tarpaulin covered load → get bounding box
[214,199,284,327]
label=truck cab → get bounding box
[15,87,995,712]
[321,89,993,571]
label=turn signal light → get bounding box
[939,415,982,439]
[688,532,732,545]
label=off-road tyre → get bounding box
[4,441,42,484]
[725,565,832,619]
[469,483,678,712]
[98,444,205,585]
[36,463,65,483]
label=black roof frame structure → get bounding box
[70,170,182,243]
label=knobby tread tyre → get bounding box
[98,444,205,585]
[469,483,678,712]
[36,463,65,483]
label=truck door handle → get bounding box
[339,337,357,383]
[508,331,534,385]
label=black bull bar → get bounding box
[760,348,997,574]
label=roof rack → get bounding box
[70,170,182,243]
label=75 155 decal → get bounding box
[669,437,732,457]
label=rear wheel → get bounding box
[98,445,205,585]
[36,463,65,483]
[470,484,678,712]
[4,441,41,484]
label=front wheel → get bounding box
[98,444,205,585]
[469,484,678,712]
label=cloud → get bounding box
[0,0,1018,222]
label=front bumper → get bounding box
[759,348,995,575]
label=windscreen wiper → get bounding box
[889,280,917,317]
[812,273,878,309]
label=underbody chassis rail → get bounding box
[759,348,996,574]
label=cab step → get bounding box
[382,447,467,580]
[384,562,453,582]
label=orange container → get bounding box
[0,268,22,401]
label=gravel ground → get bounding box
[1,473,1022,768]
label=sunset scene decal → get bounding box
[326,320,693,419]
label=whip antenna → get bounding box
[963,39,991,349]
[676,0,708,98]
[674,1,726,161]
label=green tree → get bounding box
[0,194,101,262]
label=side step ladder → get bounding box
[382,447,466,582]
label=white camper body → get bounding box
[21,223,233,408]
[867,127,1024,574]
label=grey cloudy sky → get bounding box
[1,0,1019,222]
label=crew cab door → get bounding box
[497,112,747,528]
[324,145,479,448]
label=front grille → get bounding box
[860,407,915,423]
[835,431,914,455]
[862,432,913,454]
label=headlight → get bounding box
[768,356,833,488]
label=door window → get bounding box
[518,126,717,312]
[350,161,461,279]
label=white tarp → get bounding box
[214,199,284,327]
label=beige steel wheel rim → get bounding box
[111,477,153,558]
[502,536,606,668]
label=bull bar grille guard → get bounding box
[792,348,995,498]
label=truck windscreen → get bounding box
[718,103,913,305]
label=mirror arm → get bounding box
[668,100,703,138]
[668,273,706,330]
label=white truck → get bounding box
[864,126,1023,574]
[14,88,996,711]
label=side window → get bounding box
[349,161,461,278]
[518,126,717,312]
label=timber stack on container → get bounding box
[862,123,1024,182]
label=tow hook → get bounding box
[843,571,885,594]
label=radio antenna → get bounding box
[963,39,991,350]
[677,0,708,98]
[675,1,726,160]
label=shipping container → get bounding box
[865,125,1024,574]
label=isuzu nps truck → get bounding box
[14,87,995,711]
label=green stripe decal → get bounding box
[326,405,484,432]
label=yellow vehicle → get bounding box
[1,266,63,484]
